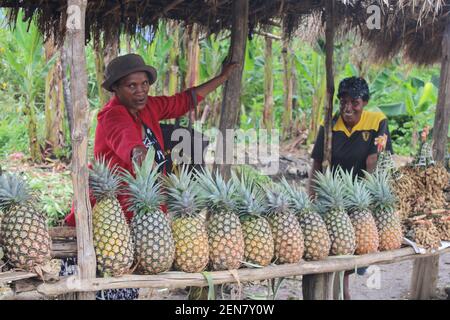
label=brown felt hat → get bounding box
[102,54,157,92]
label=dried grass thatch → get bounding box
[0,0,448,65]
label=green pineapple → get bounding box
[264,183,304,264]
[232,171,274,267]
[364,170,403,251]
[313,168,356,255]
[341,169,379,255]
[123,151,175,274]
[0,173,52,272]
[196,169,244,270]
[90,157,134,277]
[280,178,330,261]
[164,166,209,273]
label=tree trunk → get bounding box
[101,31,119,103]
[432,17,450,162]
[263,36,274,132]
[94,47,108,107]
[66,0,96,300]
[24,99,42,163]
[168,22,180,96]
[61,42,73,142]
[44,36,66,157]
[215,0,248,180]
[184,23,200,90]
[282,35,293,140]
[323,0,336,171]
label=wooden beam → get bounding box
[303,0,336,300]
[322,0,336,170]
[410,255,440,300]
[215,0,249,180]
[36,247,450,296]
[432,16,450,162]
[66,0,96,300]
[0,271,37,283]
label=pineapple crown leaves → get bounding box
[195,168,236,213]
[340,168,372,212]
[0,173,34,211]
[263,182,291,216]
[363,170,396,211]
[231,170,267,217]
[89,156,122,201]
[279,177,314,212]
[122,149,165,216]
[163,165,203,217]
[313,167,347,213]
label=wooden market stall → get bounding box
[0,0,449,300]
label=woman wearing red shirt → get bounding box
[65,53,237,226]
[62,53,237,300]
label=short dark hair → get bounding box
[337,77,370,102]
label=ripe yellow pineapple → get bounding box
[123,151,174,274]
[281,178,330,261]
[90,158,134,277]
[364,170,403,251]
[341,170,379,255]
[232,171,274,267]
[264,184,304,264]
[0,173,52,272]
[313,168,356,255]
[196,169,244,270]
[164,166,209,273]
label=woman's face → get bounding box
[113,71,150,114]
[339,94,367,128]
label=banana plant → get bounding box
[0,11,53,163]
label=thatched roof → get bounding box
[0,0,448,65]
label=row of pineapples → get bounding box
[0,151,403,277]
[89,149,404,277]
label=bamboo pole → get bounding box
[66,0,96,300]
[432,16,450,162]
[215,0,248,180]
[35,248,450,296]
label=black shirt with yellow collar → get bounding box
[311,110,393,176]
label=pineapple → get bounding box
[313,168,356,255]
[196,169,244,270]
[0,173,52,272]
[164,166,209,273]
[232,171,274,267]
[280,178,330,261]
[90,157,134,277]
[123,151,175,274]
[341,170,379,255]
[364,170,403,251]
[264,183,304,264]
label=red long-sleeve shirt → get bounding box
[65,90,203,226]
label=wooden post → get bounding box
[303,0,336,300]
[410,255,440,300]
[66,0,97,300]
[432,17,450,162]
[263,36,274,131]
[322,0,336,170]
[281,34,293,140]
[302,273,335,300]
[215,0,248,180]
